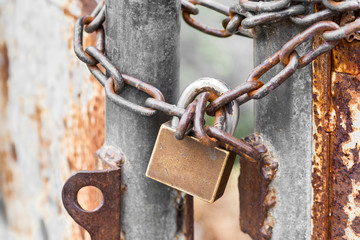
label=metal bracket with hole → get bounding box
[62,145,123,240]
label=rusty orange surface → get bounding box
[311,32,332,240]
[329,39,360,240]
[0,0,105,239]
[312,28,360,239]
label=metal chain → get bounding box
[181,0,359,37]
[73,0,360,161]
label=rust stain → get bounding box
[0,41,13,195]
[0,150,15,200]
[329,70,360,240]
[239,133,278,240]
[10,143,17,162]
[64,75,105,173]
[29,105,52,173]
[311,10,360,239]
[332,40,360,76]
[0,41,15,223]
[62,74,105,240]
[79,0,98,16]
[64,26,104,240]
[63,0,97,18]
[311,24,332,240]
[61,1,105,239]
[174,192,194,240]
[0,42,9,102]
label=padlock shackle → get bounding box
[171,78,239,135]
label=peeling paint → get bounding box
[312,13,360,239]
[344,180,360,239]
[330,70,360,240]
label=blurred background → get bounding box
[0,0,253,239]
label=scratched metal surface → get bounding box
[254,21,313,239]
[0,0,105,239]
[105,0,182,239]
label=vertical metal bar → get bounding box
[328,39,360,240]
[311,13,332,238]
[253,20,313,239]
[105,0,182,239]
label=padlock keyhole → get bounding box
[77,186,104,211]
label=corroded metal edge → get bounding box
[239,133,278,240]
[175,192,194,240]
[311,21,332,240]
[62,145,123,240]
[329,38,360,239]
[62,168,121,240]
[312,12,360,239]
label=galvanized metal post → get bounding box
[263,26,313,239]
[239,9,360,240]
[254,23,313,239]
[239,17,314,240]
[105,0,183,239]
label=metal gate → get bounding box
[0,0,359,239]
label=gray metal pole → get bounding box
[254,22,313,238]
[105,0,182,239]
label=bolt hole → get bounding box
[77,186,104,211]
[348,34,355,42]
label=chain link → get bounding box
[279,21,340,65]
[241,4,306,28]
[181,0,359,38]
[322,0,359,12]
[85,5,105,33]
[323,18,360,41]
[290,8,338,25]
[240,0,292,12]
[73,0,360,161]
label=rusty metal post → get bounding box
[312,22,360,239]
[328,39,360,240]
[105,0,185,239]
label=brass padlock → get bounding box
[146,78,239,203]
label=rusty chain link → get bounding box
[73,0,360,161]
[180,0,359,36]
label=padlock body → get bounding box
[146,121,236,203]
